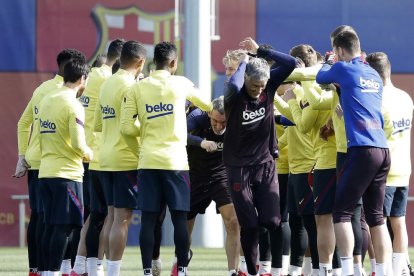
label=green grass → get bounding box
[1,246,413,275]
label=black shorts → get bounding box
[313,169,336,215]
[39,178,84,226]
[226,160,280,230]
[287,173,314,216]
[138,169,190,212]
[278,173,289,222]
[101,170,139,210]
[83,163,90,214]
[333,147,390,227]
[28,170,39,212]
[188,175,232,220]
[383,186,409,217]
[89,170,107,215]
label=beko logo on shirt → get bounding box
[34,106,39,114]
[79,95,90,107]
[242,107,265,125]
[146,102,174,119]
[216,142,223,151]
[101,105,115,119]
[360,77,380,93]
[39,118,56,133]
[392,117,412,135]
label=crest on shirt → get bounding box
[232,183,242,192]
[90,5,180,65]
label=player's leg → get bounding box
[295,173,319,274]
[152,203,167,276]
[313,169,336,275]
[100,171,114,259]
[107,170,138,276]
[363,148,391,276]
[27,170,39,275]
[227,165,261,276]
[85,170,107,276]
[278,173,291,276]
[287,174,308,276]
[163,170,191,276]
[385,186,409,275]
[219,203,240,273]
[138,169,163,276]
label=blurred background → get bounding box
[0,0,413,247]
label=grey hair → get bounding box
[245,57,270,82]
[212,96,225,115]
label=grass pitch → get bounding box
[0,246,413,275]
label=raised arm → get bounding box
[302,81,333,110]
[316,63,342,85]
[224,60,247,103]
[285,64,322,82]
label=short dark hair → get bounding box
[120,40,147,66]
[154,42,177,68]
[92,54,107,68]
[63,60,89,83]
[107,39,125,61]
[366,52,391,82]
[330,25,357,40]
[112,59,120,74]
[289,44,317,67]
[56,49,85,67]
[333,31,361,56]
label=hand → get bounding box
[201,140,218,153]
[284,88,296,101]
[319,122,335,141]
[239,37,259,54]
[241,51,250,63]
[295,57,305,68]
[13,155,30,178]
[335,104,343,119]
[324,51,337,65]
[83,150,93,162]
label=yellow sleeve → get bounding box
[382,103,393,140]
[285,64,322,82]
[17,100,33,155]
[120,87,141,137]
[302,82,333,110]
[186,87,213,112]
[288,87,318,134]
[274,95,294,122]
[69,103,91,158]
[278,130,288,149]
[93,97,102,132]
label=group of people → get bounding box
[14,24,412,276]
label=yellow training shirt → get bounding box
[17,75,64,169]
[382,83,413,186]
[38,87,91,182]
[276,124,289,174]
[274,95,316,174]
[80,64,112,170]
[94,69,140,171]
[290,82,336,169]
[121,70,212,170]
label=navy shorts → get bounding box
[333,147,390,227]
[83,163,90,215]
[188,174,232,220]
[39,178,84,226]
[101,170,139,210]
[28,170,39,212]
[138,169,190,212]
[287,173,314,216]
[383,186,409,217]
[278,173,289,222]
[313,169,336,215]
[89,170,107,215]
[226,160,280,230]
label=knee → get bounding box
[365,213,385,228]
[261,217,281,231]
[390,217,406,231]
[224,216,240,235]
